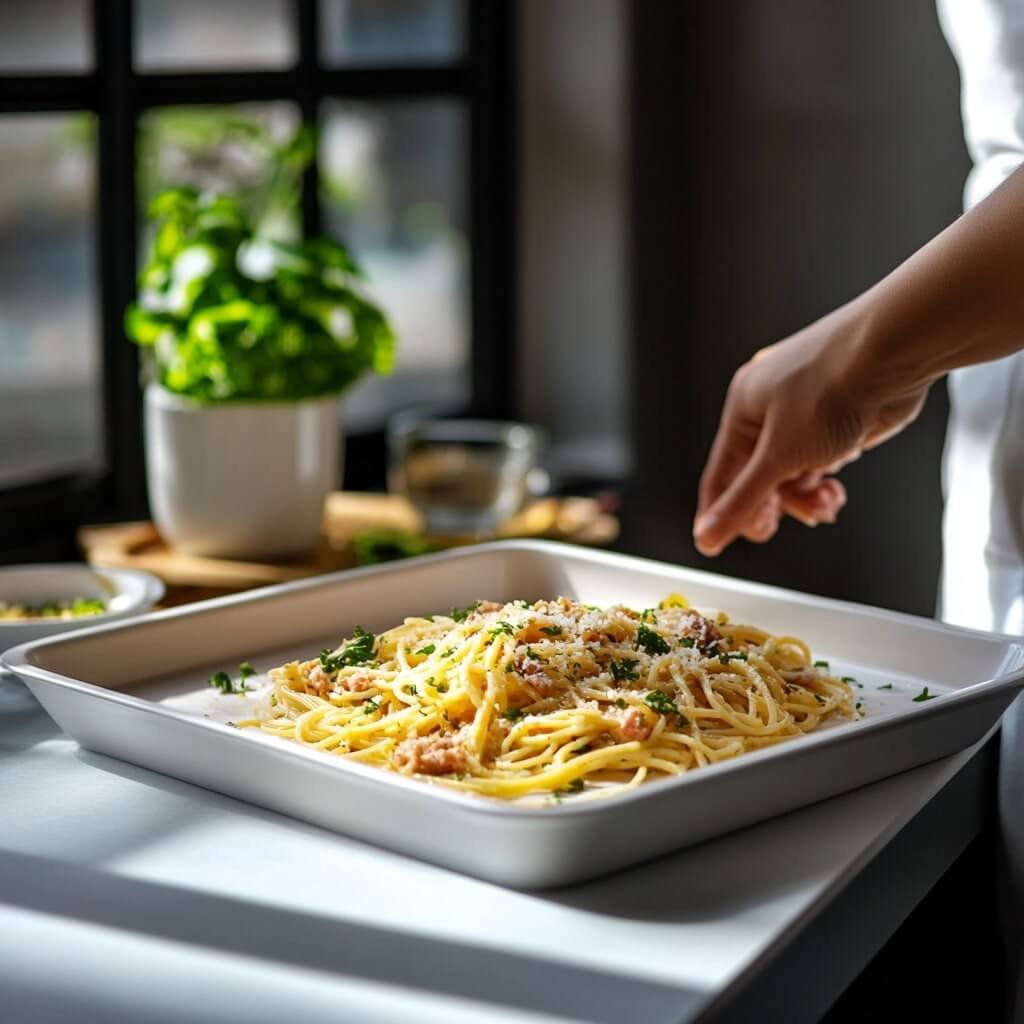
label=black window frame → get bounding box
[0,0,516,561]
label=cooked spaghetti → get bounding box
[241,595,856,799]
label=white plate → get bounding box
[3,541,1022,888]
[0,564,165,647]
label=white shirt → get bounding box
[939,0,1024,633]
[939,3,1024,1018]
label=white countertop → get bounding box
[0,670,988,1023]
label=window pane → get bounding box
[320,100,469,430]
[0,114,100,489]
[0,0,90,72]
[135,0,294,71]
[320,0,465,66]
[137,103,302,243]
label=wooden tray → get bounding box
[78,492,619,600]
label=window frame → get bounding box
[0,0,516,559]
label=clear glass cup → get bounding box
[388,417,544,536]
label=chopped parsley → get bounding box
[450,601,480,622]
[505,661,515,673]
[319,627,376,672]
[488,621,515,638]
[565,778,585,793]
[878,683,894,690]
[209,667,253,694]
[718,651,748,664]
[912,686,938,702]
[615,697,628,709]
[644,689,679,717]
[813,694,825,705]
[209,671,234,694]
[540,625,563,637]
[526,646,540,660]
[416,644,436,656]
[610,658,640,681]
[814,659,830,669]
[441,647,456,658]
[364,696,381,715]
[679,636,696,649]
[408,684,418,696]
[436,680,449,694]
[502,707,526,722]
[636,624,670,656]
[841,676,856,683]
[640,608,655,622]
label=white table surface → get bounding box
[0,669,989,1024]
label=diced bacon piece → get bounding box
[466,600,505,622]
[339,674,373,693]
[306,667,374,696]
[681,612,723,651]
[515,655,557,695]
[618,707,653,741]
[306,665,332,696]
[393,734,468,776]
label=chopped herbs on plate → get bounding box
[644,690,679,717]
[610,658,640,681]
[450,602,481,622]
[636,624,670,656]
[319,626,376,672]
[209,664,255,695]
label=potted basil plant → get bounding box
[126,187,395,559]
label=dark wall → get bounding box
[624,0,971,616]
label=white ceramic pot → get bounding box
[144,384,341,560]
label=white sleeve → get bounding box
[938,0,1024,208]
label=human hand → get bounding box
[693,305,930,556]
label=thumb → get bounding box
[694,432,789,556]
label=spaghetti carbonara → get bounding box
[241,595,856,800]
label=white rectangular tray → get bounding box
[5,540,1023,888]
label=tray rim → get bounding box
[4,539,1023,821]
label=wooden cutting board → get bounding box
[78,492,619,598]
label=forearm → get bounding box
[848,162,1024,390]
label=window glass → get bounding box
[0,0,91,72]
[135,0,295,71]
[0,114,101,488]
[320,0,465,66]
[319,99,469,429]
